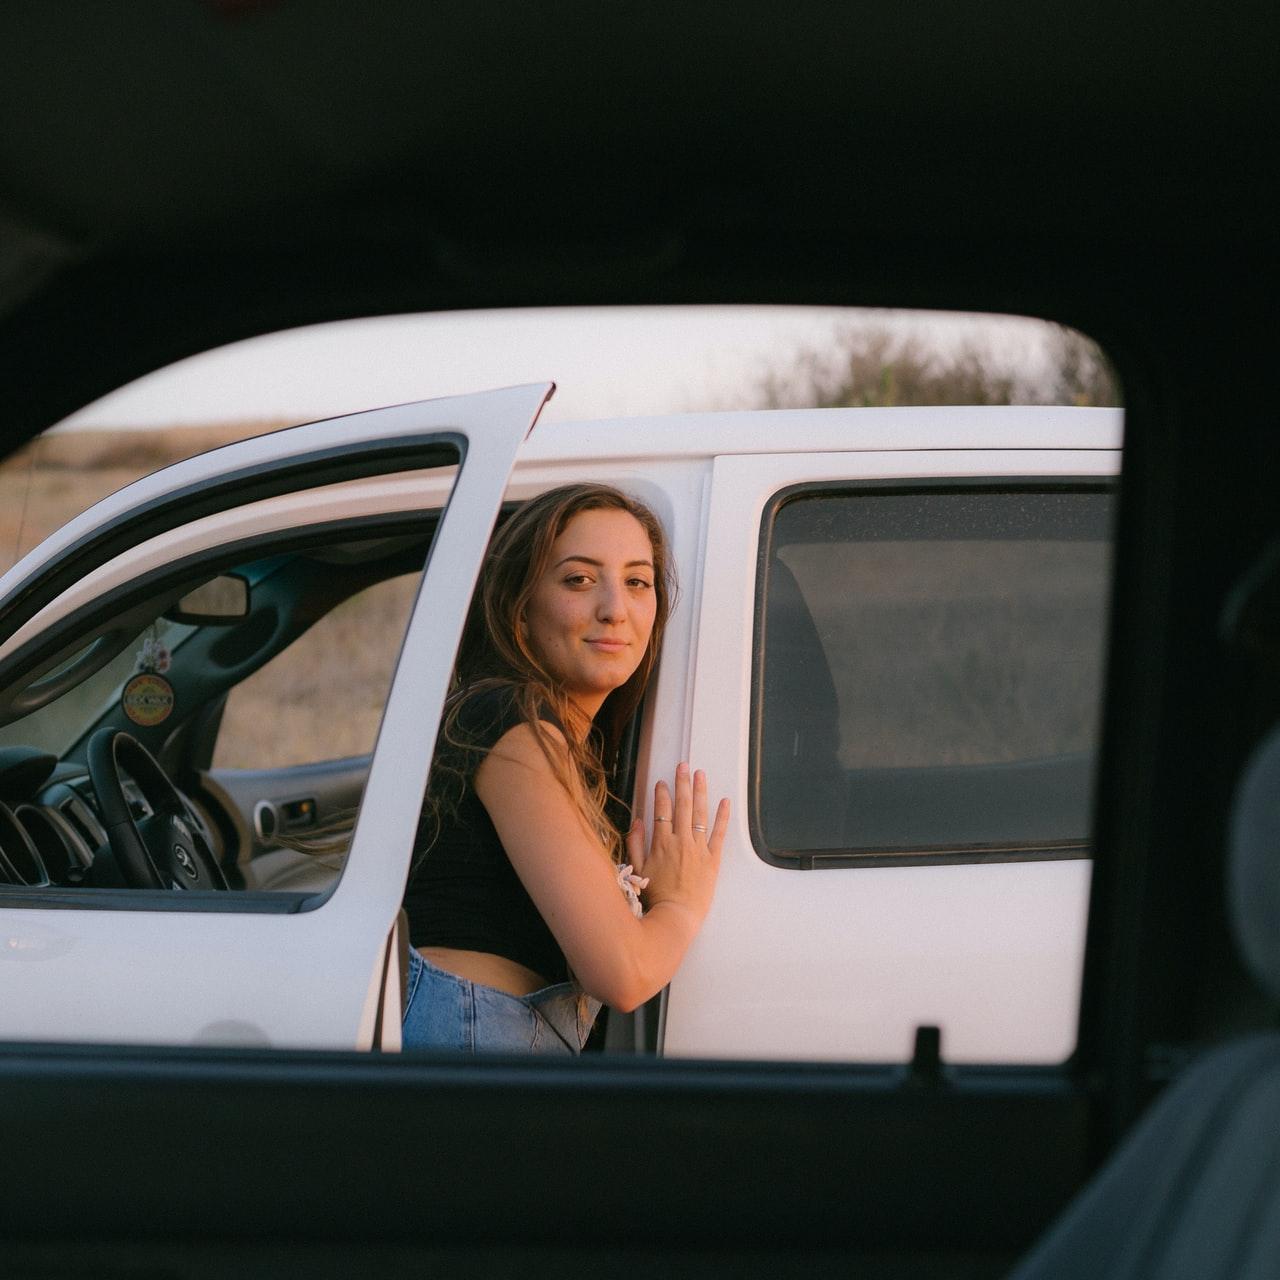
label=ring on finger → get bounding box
[654,816,672,824]
[693,823,708,833]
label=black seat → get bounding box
[1008,725,1280,1273]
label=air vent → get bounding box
[0,802,50,887]
[15,805,83,883]
[59,790,107,850]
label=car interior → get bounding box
[0,523,436,896]
[0,2,1276,1277]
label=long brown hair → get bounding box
[428,483,676,861]
[278,485,675,865]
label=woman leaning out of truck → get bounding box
[399,482,729,1053]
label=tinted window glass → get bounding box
[756,487,1114,858]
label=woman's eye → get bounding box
[629,578,654,590]
[565,573,593,586]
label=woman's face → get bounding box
[522,507,659,717]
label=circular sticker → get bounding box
[122,673,175,727]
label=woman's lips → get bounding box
[586,638,628,653]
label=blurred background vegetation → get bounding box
[750,322,1118,410]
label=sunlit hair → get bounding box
[427,483,676,862]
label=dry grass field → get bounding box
[0,423,290,575]
[213,573,421,769]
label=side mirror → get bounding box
[165,574,250,625]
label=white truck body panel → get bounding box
[0,396,1121,1058]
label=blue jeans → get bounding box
[401,950,601,1054]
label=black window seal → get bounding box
[749,475,1117,870]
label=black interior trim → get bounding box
[0,1039,1089,1254]
[791,839,1091,870]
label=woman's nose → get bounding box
[597,579,626,620]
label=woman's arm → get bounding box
[474,722,728,1012]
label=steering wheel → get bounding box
[86,728,228,890]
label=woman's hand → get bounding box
[478,731,730,1011]
[626,762,729,925]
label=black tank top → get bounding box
[403,685,569,983]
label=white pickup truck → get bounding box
[0,385,1121,1062]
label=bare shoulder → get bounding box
[477,716,570,779]
[473,716,591,840]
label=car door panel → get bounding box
[0,383,550,1049]
[201,756,370,878]
[666,447,1119,1063]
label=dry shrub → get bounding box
[752,323,1120,410]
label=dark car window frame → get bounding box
[749,475,1118,870]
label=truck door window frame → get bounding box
[749,476,1117,870]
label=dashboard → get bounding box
[0,745,219,890]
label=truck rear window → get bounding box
[753,484,1115,864]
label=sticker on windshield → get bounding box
[122,673,175,727]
